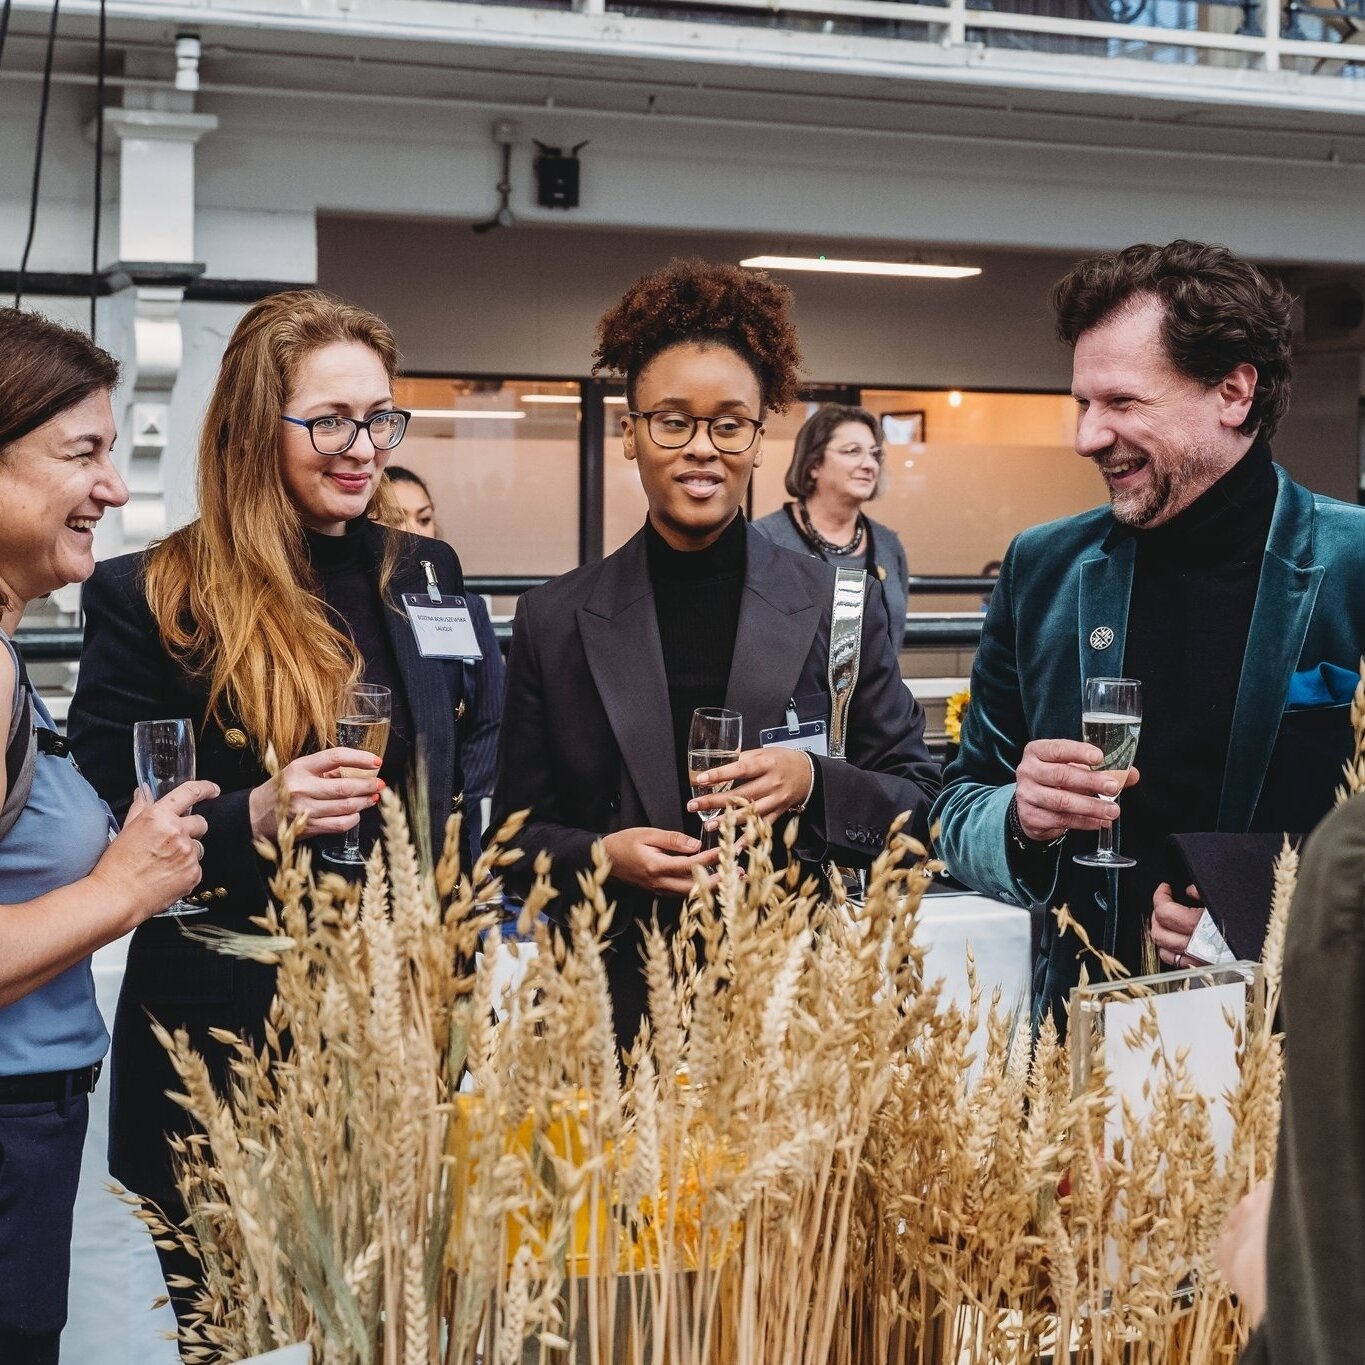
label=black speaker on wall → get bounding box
[533,141,589,210]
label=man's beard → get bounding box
[1099,440,1226,528]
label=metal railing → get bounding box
[12,576,992,663]
[592,0,1365,74]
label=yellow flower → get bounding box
[944,688,971,746]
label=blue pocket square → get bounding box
[1286,662,1360,709]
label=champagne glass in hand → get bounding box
[325,683,392,866]
[1074,676,1142,869]
[688,707,742,851]
[133,718,203,916]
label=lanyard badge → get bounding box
[401,560,484,661]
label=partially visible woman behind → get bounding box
[752,405,909,647]
[0,309,214,1365]
[381,464,505,841]
[67,292,476,1331]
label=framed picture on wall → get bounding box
[881,410,925,445]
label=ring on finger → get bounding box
[193,839,205,861]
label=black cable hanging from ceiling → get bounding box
[90,0,107,336]
[15,0,62,309]
[0,0,14,74]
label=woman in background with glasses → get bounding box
[67,291,477,1335]
[753,405,909,649]
[490,260,939,1051]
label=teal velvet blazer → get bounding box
[931,465,1365,1022]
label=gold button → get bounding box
[455,701,466,722]
[224,727,248,750]
[214,887,227,898]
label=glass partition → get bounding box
[391,377,581,587]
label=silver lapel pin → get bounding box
[1089,626,1115,651]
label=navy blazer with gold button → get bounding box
[68,520,473,1210]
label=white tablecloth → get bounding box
[65,894,1028,1364]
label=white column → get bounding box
[100,107,217,553]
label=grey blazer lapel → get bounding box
[577,530,681,832]
[724,526,821,732]
[1219,472,1323,830]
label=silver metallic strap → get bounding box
[827,567,866,760]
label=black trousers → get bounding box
[0,1094,89,1364]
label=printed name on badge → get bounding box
[401,594,483,661]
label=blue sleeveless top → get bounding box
[0,634,112,1075]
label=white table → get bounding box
[66,895,1028,1364]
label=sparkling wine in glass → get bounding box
[688,707,742,850]
[132,718,204,917]
[1073,677,1142,870]
[325,683,392,866]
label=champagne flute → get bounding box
[1073,676,1142,869]
[688,707,742,851]
[132,718,204,917]
[325,683,392,866]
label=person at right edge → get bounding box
[490,259,940,1051]
[1218,792,1365,1365]
[931,240,1365,1033]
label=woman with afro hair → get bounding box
[490,259,940,1048]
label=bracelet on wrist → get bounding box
[790,750,817,814]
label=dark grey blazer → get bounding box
[751,504,909,647]
[490,522,939,1045]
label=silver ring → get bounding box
[193,839,205,861]
[1176,951,1185,968]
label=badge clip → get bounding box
[420,559,443,605]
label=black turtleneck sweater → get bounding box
[644,515,746,835]
[303,521,414,850]
[1114,439,1278,964]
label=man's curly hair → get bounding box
[593,258,803,413]
[1052,240,1294,441]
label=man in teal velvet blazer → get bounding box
[932,240,1365,1029]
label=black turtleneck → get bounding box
[645,514,746,833]
[1114,439,1278,963]
[303,521,414,848]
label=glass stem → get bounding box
[343,822,362,862]
[1097,799,1118,858]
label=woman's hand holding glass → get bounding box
[247,748,384,844]
[89,781,220,929]
[686,746,816,826]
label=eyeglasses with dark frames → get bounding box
[281,409,411,456]
[628,409,764,455]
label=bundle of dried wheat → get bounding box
[143,788,1289,1365]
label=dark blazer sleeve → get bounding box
[801,578,940,860]
[460,593,505,815]
[1250,793,1365,1365]
[488,591,598,908]
[68,559,267,913]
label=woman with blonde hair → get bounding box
[68,290,476,1327]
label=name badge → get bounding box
[401,593,483,661]
[759,719,829,757]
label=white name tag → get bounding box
[401,593,483,661]
[759,719,829,757]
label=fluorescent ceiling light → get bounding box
[410,408,526,420]
[603,396,627,404]
[741,255,981,279]
[520,394,581,405]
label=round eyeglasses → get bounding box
[281,409,410,456]
[628,409,763,455]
